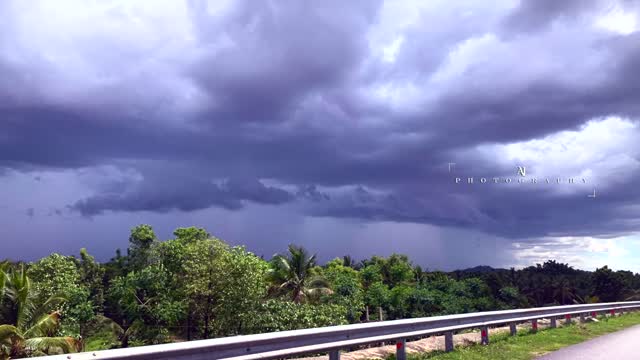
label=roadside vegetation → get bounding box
[1,224,640,358]
[400,311,640,360]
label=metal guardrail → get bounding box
[26,301,640,360]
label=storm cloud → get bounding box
[1,0,640,268]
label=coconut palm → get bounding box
[0,266,79,359]
[268,245,332,303]
[342,255,357,269]
[553,277,577,305]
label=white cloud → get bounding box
[0,0,205,118]
[594,4,638,35]
[476,117,640,194]
[512,235,640,272]
[381,37,405,63]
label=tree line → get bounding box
[1,224,639,358]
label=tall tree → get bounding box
[323,261,364,323]
[592,266,626,302]
[106,265,184,346]
[268,245,331,303]
[553,277,577,305]
[77,248,105,315]
[127,224,157,271]
[27,254,93,336]
[173,227,209,243]
[180,239,269,338]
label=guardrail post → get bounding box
[509,322,517,336]
[444,331,454,352]
[565,314,572,325]
[579,313,586,323]
[396,339,406,360]
[480,326,489,345]
[329,350,340,360]
[531,319,538,333]
[550,317,557,328]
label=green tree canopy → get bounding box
[179,239,269,338]
[127,225,157,271]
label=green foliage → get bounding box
[364,254,414,287]
[268,245,331,303]
[323,262,364,322]
[361,264,384,288]
[179,239,269,338]
[388,284,414,319]
[27,254,80,308]
[78,248,106,320]
[173,227,209,243]
[107,264,184,345]
[365,281,391,311]
[0,266,79,358]
[498,286,526,308]
[27,254,92,335]
[127,224,157,271]
[83,326,119,352]
[155,239,189,278]
[592,266,626,302]
[129,224,156,249]
[246,300,348,333]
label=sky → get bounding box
[1,0,640,271]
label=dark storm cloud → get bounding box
[1,0,640,248]
[308,173,640,241]
[187,0,381,126]
[424,60,640,148]
[70,174,294,216]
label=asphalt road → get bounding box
[538,324,640,359]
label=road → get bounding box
[538,324,640,359]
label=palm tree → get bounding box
[0,266,79,359]
[342,255,355,269]
[553,277,577,305]
[413,265,426,285]
[268,245,332,303]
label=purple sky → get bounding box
[2,0,640,271]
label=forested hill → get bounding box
[453,265,503,274]
[1,224,639,358]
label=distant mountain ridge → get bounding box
[453,265,506,273]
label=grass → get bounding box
[84,328,120,351]
[394,312,640,360]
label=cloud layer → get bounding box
[1,0,640,266]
